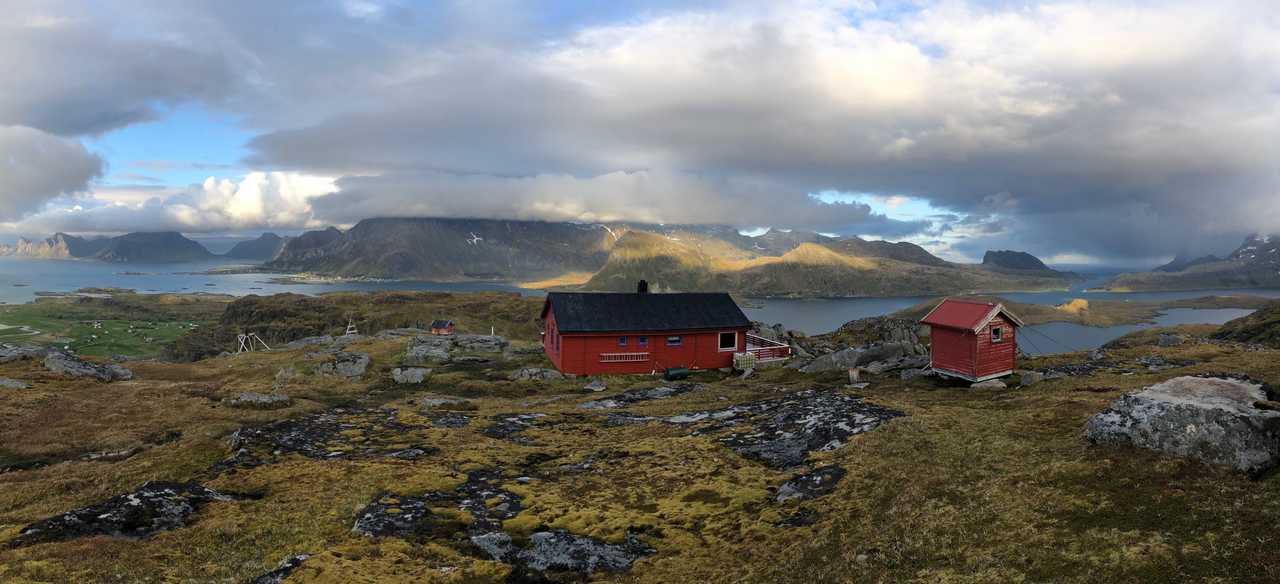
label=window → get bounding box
[718,331,737,351]
[637,336,648,347]
[991,326,1003,343]
[666,335,682,347]
[618,336,628,347]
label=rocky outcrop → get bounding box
[0,377,29,390]
[392,367,431,384]
[405,336,452,364]
[317,352,369,378]
[775,466,847,502]
[43,352,133,382]
[222,408,433,469]
[454,334,507,353]
[1085,376,1280,474]
[9,482,239,547]
[509,367,564,382]
[799,341,924,374]
[579,383,702,410]
[247,554,310,584]
[228,392,292,408]
[584,379,607,392]
[0,344,46,363]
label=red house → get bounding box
[920,298,1024,382]
[540,291,757,376]
[429,320,455,335]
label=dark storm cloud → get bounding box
[0,126,103,221]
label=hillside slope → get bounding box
[1102,235,1280,291]
[1211,299,1280,347]
[224,233,289,260]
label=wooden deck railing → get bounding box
[745,333,791,361]
[599,352,650,363]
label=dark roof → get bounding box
[543,292,751,333]
[430,319,453,328]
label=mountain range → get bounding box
[0,232,215,263]
[1102,234,1280,291]
[264,217,1077,297]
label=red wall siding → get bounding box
[974,315,1016,378]
[929,326,975,377]
[546,328,747,376]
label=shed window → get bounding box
[666,336,682,347]
[618,336,628,346]
[718,331,737,351]
[637,336,648,347]
[991,326,1004,343]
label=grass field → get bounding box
[1,304,1279,582]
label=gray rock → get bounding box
[453,334,507,353]
[971,379,1007,389]
[776,466,847,502]
[0,377,29,389]
[247,554,310,584]
[801,342,917,374]
[584,379,607,392]
[9,481,239,547]
[1157,333,1185,347]
[43,352,132,382]
[1088,348,1107,361]
[509,367,564,382]
[419,395,470,409]
[0,344,46,363]
[863,354,929,374]
[404,335,452,364]
[1085,376,1280,474]
[579,383,701,409]
[1020,371,1045,387]
[229,392,292,408]
[899,368,925,381]
[375,327,427,339]
[280,335,334,350]
[391,367,432,384]
[511,530,654,577]
[317,352,369,378]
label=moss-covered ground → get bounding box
[2,298,1280,582]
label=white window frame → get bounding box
[666,335,682,347]
[718,331,738,352]
[991,326,1004,343]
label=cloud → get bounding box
[0,125,103,221]
[10,172,335,234]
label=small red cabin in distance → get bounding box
[540,290,752,376]
[429,320,455,335]
[920,298,1024,382]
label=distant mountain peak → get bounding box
[1229,233,1280,265]
[982,250,1050,271]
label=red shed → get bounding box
[920,298,1024,382]
[429,319,455,335]
[540,291,754,376]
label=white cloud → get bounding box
[0,125,102,221]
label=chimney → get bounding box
[637,280,649,294]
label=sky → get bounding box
[0,0,1277,265]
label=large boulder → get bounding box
[392,367,431,384]
[509,367,564,382]
[800,342,914,374]
[404,336,452,364]
[0,344,46,363]
[317,352,370,378]
[229,392,292,408]
[1085,376,1280,474]
[454,334,507,353]
[43,352,132,382]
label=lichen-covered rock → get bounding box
[584,379,607,392]
[9,482,238,547]
[0,344,46,363]
[0,377,29,390]
[317,351,369,378]
[43,352,132,382]
[899,368,925,381]
[229,392,292,408]
[404,335,452,364]
[971,379,1007,389]
[247,554,310,584]
[776,466,847,502]
[507,530,654,579]
[509,367,564,382]
[800,342,917,374]
[352,494,464,539]
[453,334,507,353]
[392,367,431,384]
[280,336,334,350]
[1157,333,1185,347]
[481,413,548,443]
[1020,371,1045,387]
[1085,376,1280,474]
[579,383,702,409]
[221,408,432,468]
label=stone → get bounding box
[508,530,654,579]
[317,351,369,378]
[280,336,334,350]
[247,555,310,584]
[1085,376,1280,474]
[1020,371,1045,387]
[863,354,929,375]
[43,352,132,382]
[352,494,464,539]
[579,383,702,410]
[404,335,452,364]
[375,327,427,339]
[584,379,607,392]
[775,466,847,502]
[392,367,432,384]
[453,334,507,353]
[221,408,432,469]
[1088,348,1107,361]
[1136,355,1194,371]
[0,344,46,363]
[418,395,471,409]
[971,379,1007,389]
[0,377,29,389]
[481,413,549,443]
[426,412,472,428]
[800,342,917,374]
[509,367,564,382]
[899,368,925,381]
[1157,333,1185,347]
[229,392,292,408]
[9,481,240,547]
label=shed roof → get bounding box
[542,292,751,333]
[430,319,453,328]
[920,298,1024,332]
